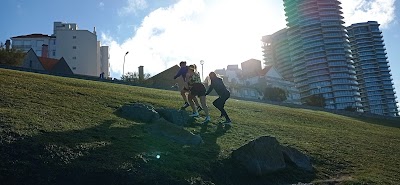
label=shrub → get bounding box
[263,86,287,102]
[303,94,325,107]
[0,46,25,66]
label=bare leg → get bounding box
[188,94,197,113]
[180,89,188,103]
[193,96,201,108]
[199,96,209,116]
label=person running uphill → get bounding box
[173,61,202,111]
[206,72,231,126]
[186,65,210,124]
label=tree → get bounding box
[303,94,325,107]
[263,86,287,102]
[0,45,25,66]
[121,72,151,83]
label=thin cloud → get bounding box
[102,0,286,78]
[119,0,148,16]
[340,0,396,28]
[103,0,397,79]
[99,2,105,9]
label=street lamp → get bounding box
[123,51,129,77]
[200,60,204,81]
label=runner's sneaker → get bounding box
[181,102,190,109]
[202,116,211,124]
[189,112,199,117]
[197,106,203,112]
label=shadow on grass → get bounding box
[196,123,317,185]
[352,116,400,128]
[0,101,226,185]
[0,119,200,185]
[0,105,316,185]
[211,158,317,185]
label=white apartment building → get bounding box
[11,34,56,57]
[11,22,109,77]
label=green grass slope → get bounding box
[1,68,399,185]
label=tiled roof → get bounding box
[38,57,59,71]
[11,34,55,39]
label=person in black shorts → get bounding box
[173,61,202,111]
[185,65,210,124]
[206,72,231,126]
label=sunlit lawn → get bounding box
[0,68,399,184]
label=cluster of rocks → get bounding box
[118,103,202,145]
[118,103,313,175]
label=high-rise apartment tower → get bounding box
[347,21,398,116]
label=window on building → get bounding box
[53,40,56,45]
[13,40,22,45]
[36,40,44,47]
[23,40,31,46]
[72,67,76,70]
[73,46,77,49]
[73,57,76,60]
[73,36,76,39]
[52,50,56,56]
[36,50,42,56]
[29,60,32,68]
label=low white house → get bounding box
[215,64,301,104]
[244,66,301,104]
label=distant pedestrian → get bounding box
[99,72,105,79]
[186,65,210,124]
[206,72,231,126]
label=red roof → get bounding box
[12,34,55,39]
[38,57,59,71]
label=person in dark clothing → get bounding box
[186,65,210,124]
[174,61,202,111]
[205,72,231,125]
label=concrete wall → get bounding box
[56,30,98,76]
[241,59,262,78]
[100,46,109,78]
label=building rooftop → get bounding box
[38,57,59,71]
[11,33,55,39]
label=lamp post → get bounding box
[123,51,129,77]
[200,60,204,81]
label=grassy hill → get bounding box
[0,68,399,185]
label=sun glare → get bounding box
[106,0,287,79]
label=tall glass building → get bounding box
[282,0,362,110]
[262,28,294,82]
[347,21,399,116]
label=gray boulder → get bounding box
[155,108,192,126]
[232,136,286,176]
[146,118,203,145]
[281,146,313,172]
[118,103,160,123]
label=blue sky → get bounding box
[1,0,399,105]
